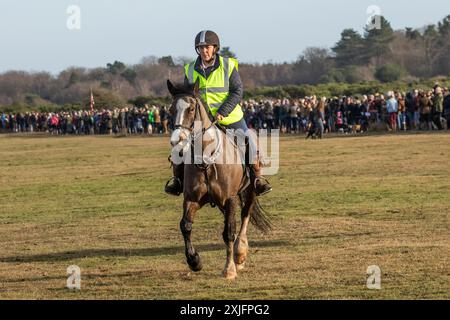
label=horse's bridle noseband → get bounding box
[172,95,222,166]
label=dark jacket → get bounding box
[184,54,243,118]
[444,95,450,116]
[419,96,432,114]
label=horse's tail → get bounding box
[240,189,272,234]
[250,197,272,234]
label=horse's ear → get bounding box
[193,79,200,97]
[167,80,176,96]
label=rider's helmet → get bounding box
[195,30,220,55]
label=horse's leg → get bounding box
[222,196,239,280]
[234,191,255,270]
[180,200,203,272]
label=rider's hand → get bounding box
[216,114,225,121]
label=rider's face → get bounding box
[199,45,215,63]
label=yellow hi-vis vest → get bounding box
[184,56,244,126]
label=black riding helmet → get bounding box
[195,30,220,55]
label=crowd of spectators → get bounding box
[0,105,170,135]
[1,85,449,138]
[243,85,449,138]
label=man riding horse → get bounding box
[165,30,272,197]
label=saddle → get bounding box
[191,123,252,208]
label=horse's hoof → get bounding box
[234,252,247,266]
[222,270,237,280]
[234,239,249,266]
[187,253,203,272]
[222,264,237,280]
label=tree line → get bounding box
[0,14,449,112]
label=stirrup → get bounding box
[254,176,272,196]
[165,177,182,196]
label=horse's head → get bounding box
[167,79,202,146]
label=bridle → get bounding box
[173,95,216,132]
[172,94,222,167]
[171,94,244,209]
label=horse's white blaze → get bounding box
[171,98,192,146]
[175,99,191,128]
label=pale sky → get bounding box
[0,0,447,74]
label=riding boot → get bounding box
[165,161,184,196]
[251,160,272,196]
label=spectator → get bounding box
[160,106,169,134]
[405,91,416,130]
[288,102,299,133]
[154,107,161,134]
[418,91,433,130]
[386,91,398,131]
[397,93,406,131]
[443,87,450,130]
[413,89,421,129]
[432,86,444,130]
[314,97,326,139]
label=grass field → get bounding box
[0,132,449,299]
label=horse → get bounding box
[166,79,271,280]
